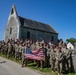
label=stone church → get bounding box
[5,5,58,43]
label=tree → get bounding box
[66,38,76,44]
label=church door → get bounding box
[27,31,30,39]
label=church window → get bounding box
[11,8,14,14]
[40,34,42,40]
[27,31,30,39]
[51,36,54,41]
[10,28,12,34]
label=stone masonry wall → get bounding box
[20,27,58,43]
[5,16,18,41]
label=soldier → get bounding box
[38,43,45,68]
[62,44,70,73]
[31,42,40,50]
[56,47,63,75]
[1,42,5,54]
[4,43,8,56]
[42,43,48,67]
[22,43,31,67]
[40,39,45,44]
[11,43,15,57]
[21,44,26,67]
[30,43,36,50]
[36,39,39,45]
[35,40,40,50]
[46,44,51,67]
[15,43,19,60]
[58,39,63,48]
[18,43,22,60]
[50,46,56,73]
[49,40,53,49]
[68,50,74,73]
[7,43,12,58]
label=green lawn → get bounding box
[0,53,76,75]
[27,62,76,75]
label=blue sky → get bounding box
[0,0,76,42]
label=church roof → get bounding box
[18,16,58,34]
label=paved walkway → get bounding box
[0,57,41,75]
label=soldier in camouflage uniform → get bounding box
[58,39,63,48]
[15,43,19,60]
[56,47,63,75]
[18,43,22,60]
[22,43,30,67]
[49,40,53,50]
[1,42,5,54]
[50,46,56,72]
[21,44,26,67]
[11,43,15,57]
[35,40,40,50]
[30,43,36,50]
[4,43,8,56]
[62,44,70,73]
[42,43,48,67]
[46,44,51,67]
[7,43,12,58]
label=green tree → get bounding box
[66,38,76,44]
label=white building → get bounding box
[67,42,74,49]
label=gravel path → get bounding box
[0,57,41,75]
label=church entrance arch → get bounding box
[27,31,30,39]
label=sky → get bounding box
[0,0,76,42]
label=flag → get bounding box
[24,48,45,61]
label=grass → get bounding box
[0,53,76,75]
[27,62,76,75]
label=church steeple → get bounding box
[8,4,18,20]
[10,4,18,16]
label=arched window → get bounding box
[51,36,54,41]
[27,31,30,39]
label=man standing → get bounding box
[56,47,63,75]
[62,44,70,73]
[50,46,56,73]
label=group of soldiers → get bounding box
[0,39,74,75]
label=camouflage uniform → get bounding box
[30,43,37,50]
[21,45,26,67]
[4,43,8,56]
[58,40,63,48]
[1,42,5,54]
[49,42,53,50]
[18,44,22,60]
[15,43,19,60]
[11,43,15,57]
[62,47,70,73]
[43,46,48,67]
[50,48,56,71]
[56,48,63,73]
[22,43,30,67]
[46,46,51,67]
[7,43,12,58]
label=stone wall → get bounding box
[5,16,18,41]
[20,26,58,43]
